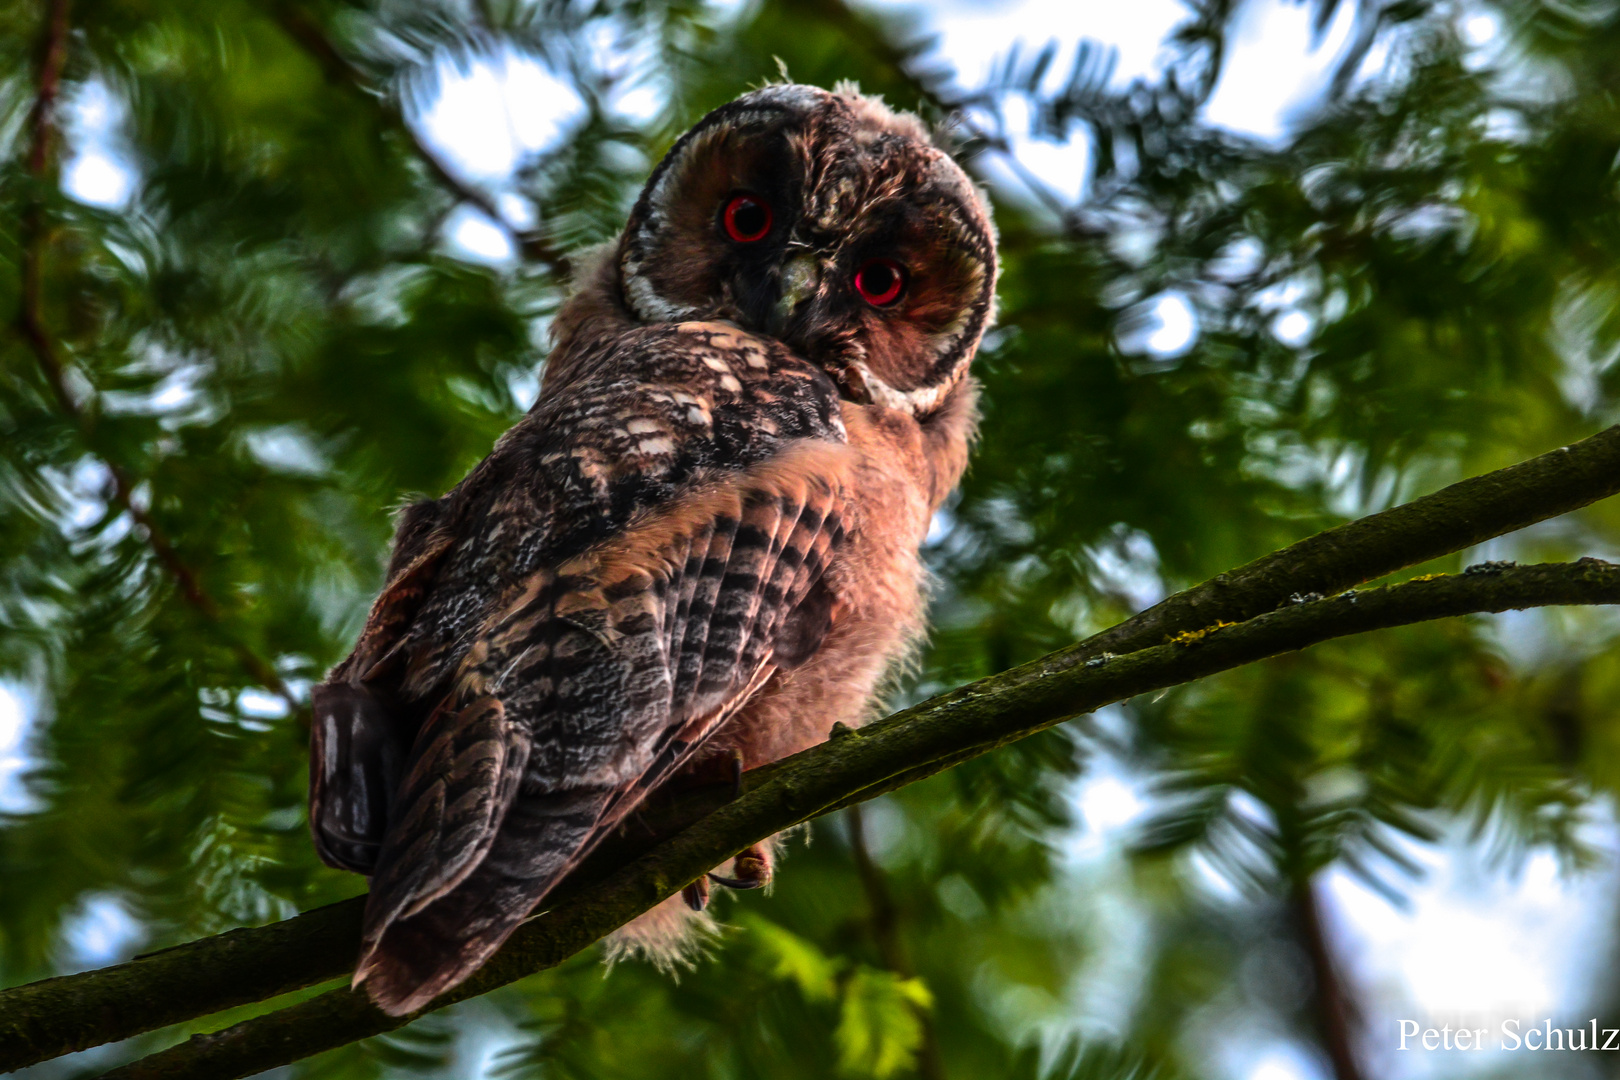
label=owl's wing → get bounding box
[309,498,453,874]
[352,442,850,1015]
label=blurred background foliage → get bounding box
[5,0,1620,1077]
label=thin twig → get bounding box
[7,420,1620,1069]
[77,560,1620,1079]
[267,2,569,273]
[1293,876,1365,1080]
[14,0,296,707]
[25,0,71,177]
[846,804,947,1080]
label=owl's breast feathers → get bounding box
[310,321,874,1014]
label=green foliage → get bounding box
[736,915,934,1078]
[6,0,1620,1076]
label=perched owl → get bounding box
[309,82,997,1016]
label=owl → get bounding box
[309,82,998,1016]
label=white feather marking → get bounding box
[637,436,676,455]
[623,267,698,323]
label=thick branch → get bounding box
[4,421,1620,1070]
[78,559,1620,1079]
[267,2,568,272]
[1076,432,1620,659]
[0,776,744,1071]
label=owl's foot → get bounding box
[681,874,711,911]
[707,842,772,890]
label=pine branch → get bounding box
[12,0,297,707]
[4,423,1620,1072]
[265,2,570,273]
[78,558,1620,1080]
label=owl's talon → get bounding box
[706,873,763,890]
[681,876,711,911]
[708,843,772,890]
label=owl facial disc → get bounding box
[617,82,998,417]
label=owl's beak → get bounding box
[771,251,821,333]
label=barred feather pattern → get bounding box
[312,323,852,1015]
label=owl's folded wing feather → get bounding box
[351,441,852,1015]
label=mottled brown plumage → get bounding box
[309,82,997,1015]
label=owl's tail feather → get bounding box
[354,784,610,1016]
[352,871,550,1016]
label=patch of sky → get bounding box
[0,683,41,813]
[1117,291,1200,360]
[37,457,134,553]
[1083,524,1165,614]
[1065,719,1153,865]
[445,203,518,265]
[1240,1045,1330,1080]
[1330,808,1620,1080]
[1202,0,1360,144]
[1466,523,1620,671]
[242,425,330,477]
[60,892,145,971]
[507,365,542,412]
[1549,279,1620,417]
[1272,309,1314,347]
[237,688,291,721]
[100,358,208,423]
[417,52,584,183]
[62,79,135,210]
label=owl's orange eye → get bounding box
[722,194,772,243]
[854,258,905,307]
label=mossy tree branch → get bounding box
[90,558,1620,1080]
[3,424,1620,1073]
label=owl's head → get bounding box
[617,83,997,416]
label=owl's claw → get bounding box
[707,843,772,890]
[681,875,711,911]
